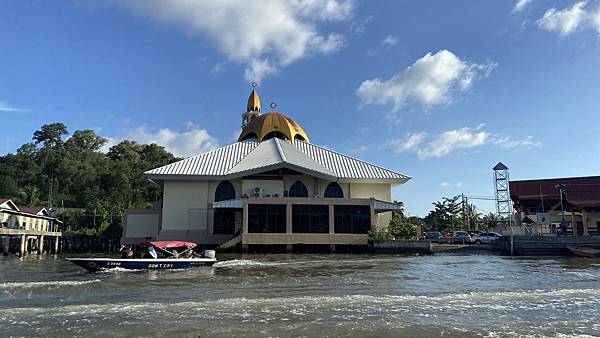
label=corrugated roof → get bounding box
[146,139,258,176]
[292,140,409,181]
[146,138,410,183]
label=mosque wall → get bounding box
[161,181,209,231]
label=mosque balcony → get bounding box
[213,197,401,213]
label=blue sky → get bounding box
[1,0,600,216]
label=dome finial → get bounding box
[247,82,261,113]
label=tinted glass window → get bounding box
[215,181,236,202]
[334,205,371,234]
[289,181,309,197]
[324,182,344,198]
[248,204,286,233]
[292,205,329,233]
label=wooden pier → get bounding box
[0,228,62,256]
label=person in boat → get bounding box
[143,246,158,259]
[120,245,134,259]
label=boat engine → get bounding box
[203,250,216,259]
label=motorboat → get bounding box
[567,246,600,258]
[66,241,216,272]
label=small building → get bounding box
[510,176,600,236]
[0,198,62,232]
[122,89,411,250]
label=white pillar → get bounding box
[54,236,60,254]
[2,236,9,256]
[38,235,44,255]
[20,235,26,256]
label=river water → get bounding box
[1,253,600,337]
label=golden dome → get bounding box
[238,111,310,143]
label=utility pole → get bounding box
[461,193,466,230]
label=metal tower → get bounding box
[493,162,512,222]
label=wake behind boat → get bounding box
[67,241,216,272]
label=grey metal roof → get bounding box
[228,138,336,179]
[146,139,258,176]
[292,140,410,182]
[146,138,410,184]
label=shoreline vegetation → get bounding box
[0,123,178,237]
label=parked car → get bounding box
[442,230,454,238]
[471,232,502,245]
[423,231,445,243]
[446,230,472,244]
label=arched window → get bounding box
[288,181,308,197]
[215,180,236,202]
[324,182,344,198]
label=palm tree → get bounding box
[17,185,41,207]
[392,200,405,221]
[465,203,481,230]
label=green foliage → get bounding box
[368,228,392,240]
[424,195,463,230]
[368,218,419,241]
[388,219,419,240]
[0,123,178,236]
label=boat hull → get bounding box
[567,246,600,258]
[66,258,216,272]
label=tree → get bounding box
[0,122,178,236]
[464,203,481,230]
[388,218,419,240]
[424,195,463,230]
[392,200,405,221]
[65,130,107,152]
[33,123,68,149]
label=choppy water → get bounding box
[2,253,600,337]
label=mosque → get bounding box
[122,88,411,250]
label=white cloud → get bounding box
[388,132,426,154]
[356,50,496,112]
[115,0,354,82]
[589,5,600,32]
[441,182,463,188]
[492,135,541,150]
[513,0,532,13]
[0,101,24,112]
[349,145,368,153]
[382,35,399,46]
[103,122,219,157]
[388,126,542,160]
[537,2,588,36]
[417,127,489,159]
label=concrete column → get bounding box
[329,244,336,252]
[329,204,335,234]
[286,203,292,234]
[54,236,60,254]
[2,236,9,256]
[583,211,590,236]
[38,235,44,255]
[242,202,249,234]
[20,235,26,257]
[286,244,293,252]
[571,213,577,236]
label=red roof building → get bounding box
[510,176,600,236]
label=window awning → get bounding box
[373,199,402,213]
[213,198,244,209]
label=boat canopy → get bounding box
[141,241,197,249]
